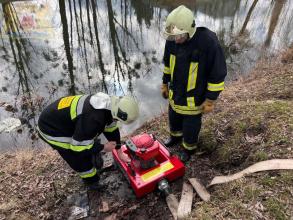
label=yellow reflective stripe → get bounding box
[69,142,94,151]
[42,138,70,149]
[169,99,201,115]
[169,89,173,100]
[163,66,171,74]
[38,131,94,152]
[187,97,195,107]
[58,96,75,110]
[46,139,93,151]
[170,99,200,111]
[170,131,183,137]
[141,162,174,182]
[170,54,176,81]
[70,95,82,120]
[187,62,198,92]
[182,141,197,150]
[104,125,118,132]
[207,82,225,91]
[80,168,97,179]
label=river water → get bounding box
[0,0,292,150]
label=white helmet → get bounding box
[163,5,196,41]
[111,96,139,124]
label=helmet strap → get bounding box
[191,20,195,28]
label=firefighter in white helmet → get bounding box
[37,92,139,190]
[161,5,227,162]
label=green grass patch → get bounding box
[199,128,217,152]
[252,150,269,162]
[192,203,216,220]
[236,121,248,132]
[243,185,261,201]
[264,198,287,220]
[279,172,293,184]
[207,100,293,167]
[261,172,293,189]
[261,175,278,187]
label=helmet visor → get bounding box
[163,24,188,41]
[117,108,128,122]
[164,33,189,41]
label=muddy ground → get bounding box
[84,147,220,220]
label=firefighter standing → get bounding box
[37,92,139,189]
[161,5,227,162]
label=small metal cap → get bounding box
[158,179,170,196]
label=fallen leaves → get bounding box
[0,148,79,219]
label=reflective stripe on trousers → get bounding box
[37,127,94,152]
[170,130,183,137]
[182,141,197,150]
[169,98,201,115]
[79,167,97,179]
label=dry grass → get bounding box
[188,49,293,219]
[281,46,293,64]
[0,148,82,220]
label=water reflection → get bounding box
[264,0,286,47]
[90,0,108,92]
[0,0,293,150]
[240,0,258,35]
[59,0,76,94]
[2,2,32,94]
[1,2,42,142]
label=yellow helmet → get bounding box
[163,5,196,40]
[111,96,139,124]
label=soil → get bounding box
[84,149,218,220]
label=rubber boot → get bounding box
[86,182,107,192]
[164,136,182,148]
[83,177,106,192]
[178,148,195,163]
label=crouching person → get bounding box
[37,92,139,190]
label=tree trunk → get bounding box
[59,0,76,95]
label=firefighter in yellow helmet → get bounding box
[37,92,139,190]
[161,5,227,162]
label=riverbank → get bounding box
[0,48,292,219]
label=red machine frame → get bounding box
[112,138,185,198]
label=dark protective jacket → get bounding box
[38,95,120,153]
[162,27,227,115]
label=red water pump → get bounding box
[112,133,185,198]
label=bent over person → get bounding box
[37,92,139,190]
[161,5,227,162]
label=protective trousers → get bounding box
[38,134,100,184]
[168,106,202,150]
